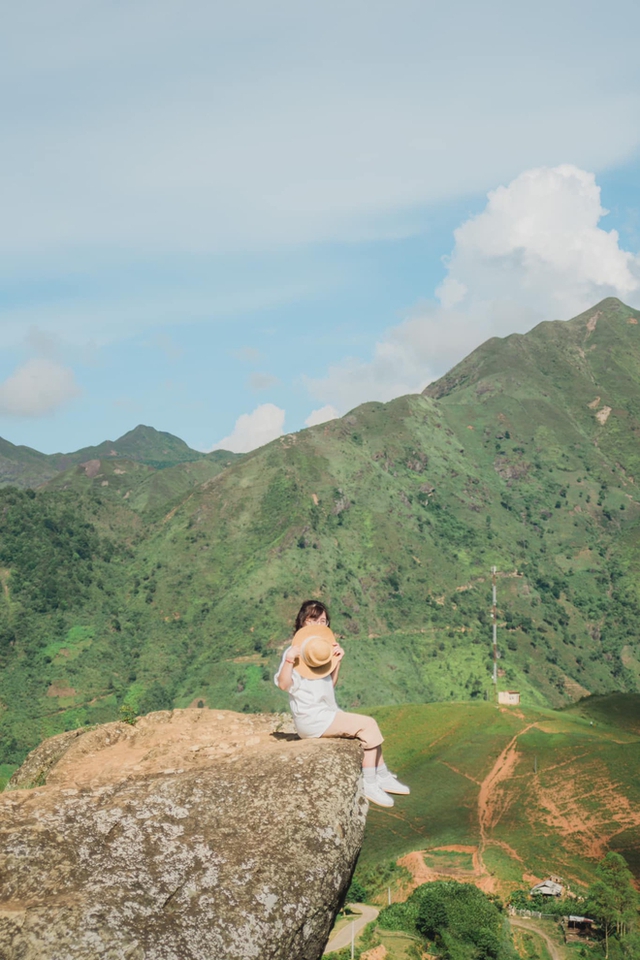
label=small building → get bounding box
[498,690,521,706]
[530,879,563,897]
[567,916,594,930]
[565,916,595,941]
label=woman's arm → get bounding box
[330,644,345,687]
[276,646,301,691]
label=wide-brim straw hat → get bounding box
[291,624,340,680]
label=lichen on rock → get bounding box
[0,709,367,959]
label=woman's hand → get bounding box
[331,643,345,687]
[277,646,299,692]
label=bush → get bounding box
[378,880,515,960]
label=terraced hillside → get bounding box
[2,297,640,773]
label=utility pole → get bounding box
[491,566,498,701]
[351,921,355,959]
[388,886,391,906]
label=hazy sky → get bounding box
[1,0,639,452]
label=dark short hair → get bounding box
[294,600,330,632]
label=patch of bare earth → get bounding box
[80,460,101,478]
[586,312,601,335]
[478,726,536,841]
[399,844,491,894]
[532,761,640,860]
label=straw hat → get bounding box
[291,623,339,679]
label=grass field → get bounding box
[357,696,640,893]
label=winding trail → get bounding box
[324,903,379,954]
[510,917,564,960]
[476,723,536,872]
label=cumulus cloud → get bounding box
[0,358,81,417]
[307,164,640,413]
[210,403,285,453]
[437,164,640,316]
[304,405,340,427]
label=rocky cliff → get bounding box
[0,709,367,959]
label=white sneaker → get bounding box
[363,779,395,807]
[377,771,410,795]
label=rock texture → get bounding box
[1,709,367,960]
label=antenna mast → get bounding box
[491,566,498,699]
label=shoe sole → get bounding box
[377,780,410,795]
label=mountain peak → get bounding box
[113,424,193,454]
[424,298,640,401]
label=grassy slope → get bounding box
[360,696,640,886]
[3,298,640,766]
[43,456,237,516]
[0,437,59,488]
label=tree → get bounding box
[346,877,367,904]
[588,853,639,959]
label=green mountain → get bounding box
[53,424,210,471]
[0,424,237,488]
[0,437,58,488]
[2,297,640,776]
[43,453,239,516]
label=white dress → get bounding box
[274,647,338,738]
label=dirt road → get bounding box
[510,916,564,960]
[324,903,380,954]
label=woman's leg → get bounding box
[320,711,384,758]
[321,713,393,807]
[362,745,382,769]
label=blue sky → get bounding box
[1,0,639,453]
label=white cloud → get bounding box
[437,164,640,317]
[304,405,339,427]
[210,403,285,453]
[0,358,81,417]
[307,165,640,412]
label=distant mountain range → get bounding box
[2,296,640,776]
[0,424,239,489]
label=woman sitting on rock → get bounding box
[274,599,409,808]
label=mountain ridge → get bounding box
[2,297,640,778]
[0,423,239,488]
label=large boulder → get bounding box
[0,709,367,959]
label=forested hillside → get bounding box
[2,297,640,774]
